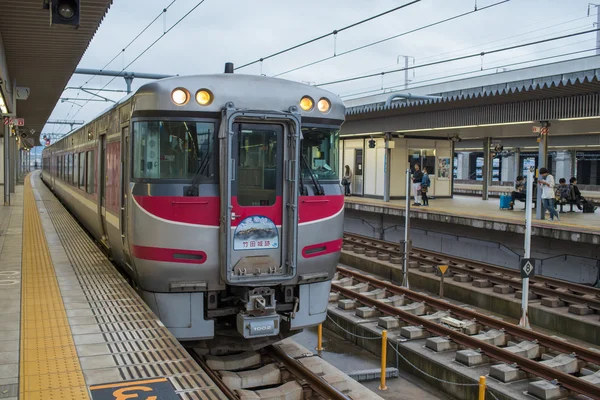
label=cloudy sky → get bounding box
[43,0,600,138]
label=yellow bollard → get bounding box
[379,330,388,391]
[316,324,324,351]
[478,375,486,400]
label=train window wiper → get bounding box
[301,154,324,196]
[185,152,212,196]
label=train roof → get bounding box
[44,74,344,152]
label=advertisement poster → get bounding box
[437,157,451,179]
[233,216,279,251]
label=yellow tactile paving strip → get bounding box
[19,174,90,400]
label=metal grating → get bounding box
[34,175,226,399]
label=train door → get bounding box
[220,115,300,285]
[120,126,131,260]
[99,134,109,246]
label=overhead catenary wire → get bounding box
[340,45,599,100]
[339,35,597,99]
[316,27,600,87]
[273,0,510,77]
[81,0,178,88]
[70,0,208,120]
[234,0,422,71]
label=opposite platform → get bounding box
[0,172,226,400]
[345,195,600,245]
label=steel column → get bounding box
[482,137,491,200]
[9,134,14,193]
[3,124,9,205]
[383,133,391,202]
[536,125,549,220]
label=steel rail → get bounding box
[192,353,240,400]
[336,266,600,365]
[343,233,600,310]
[331,280,600,400]
[265,345,351,400]
[344,232,600,296]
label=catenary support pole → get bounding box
[519,166,534,329]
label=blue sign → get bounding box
[233,215,279,251]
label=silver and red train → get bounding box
[41,64,345,346]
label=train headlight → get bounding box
[317,98,331,113]
[171,88,189,106]
[196,89,213,106]
[299,96,314,111]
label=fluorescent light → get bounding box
[556,116,600,122]
[0,92,7,114]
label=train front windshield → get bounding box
[301,127,339,181]
[132,120,217,181]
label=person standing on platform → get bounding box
[342,165,352,196]
[412,164,423,206]
[421,167,431,206]
[538,168,560,222]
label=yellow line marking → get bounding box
[20,174,90,400]
[89,378,168,390]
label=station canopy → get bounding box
[0,0,113,146]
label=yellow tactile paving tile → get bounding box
[20,174,90,400]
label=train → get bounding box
[41,63,345,349]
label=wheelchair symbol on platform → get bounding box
[90,378,179,400]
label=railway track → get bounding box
[330,267,600,399]
[343,232,600,312]
[189,341,354,400]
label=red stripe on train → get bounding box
[302,238,343,258]
[131,245,207,264]
[133,194,344,225]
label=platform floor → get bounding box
[0,173,226,400]
[346,195,600,233]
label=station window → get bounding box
[408,149,436,176]
[132,120,216,181]
[86,150,95,194]
[78,152,86,188]
[301,127,339,181]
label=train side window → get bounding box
[73,153,79,186]
[86,150,95,194]
[79,152,86,188]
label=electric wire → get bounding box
[234,0,422,71]
[339,36,597,99]
[340,45,599,100]
[81,0,178,88]
[316,27,600,87]
[70,0,208,120]
[273,0,510,77]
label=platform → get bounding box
[454,183,600,201]
[0,172,226,400]
[344,195,600,245]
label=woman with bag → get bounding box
[421,167,431,206]
[342,165,352,196]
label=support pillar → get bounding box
[4,125,10,205]
[514,148,521,178]
[482,137,491,200]
[9,134,15,194]
[570,150,577,181]
[536,124,549,220]
[383,133,392,202]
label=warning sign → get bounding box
[438,265,449,275]
[90,378,179,400]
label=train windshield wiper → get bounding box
[301,154,324,196]
[186,152,212,196]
